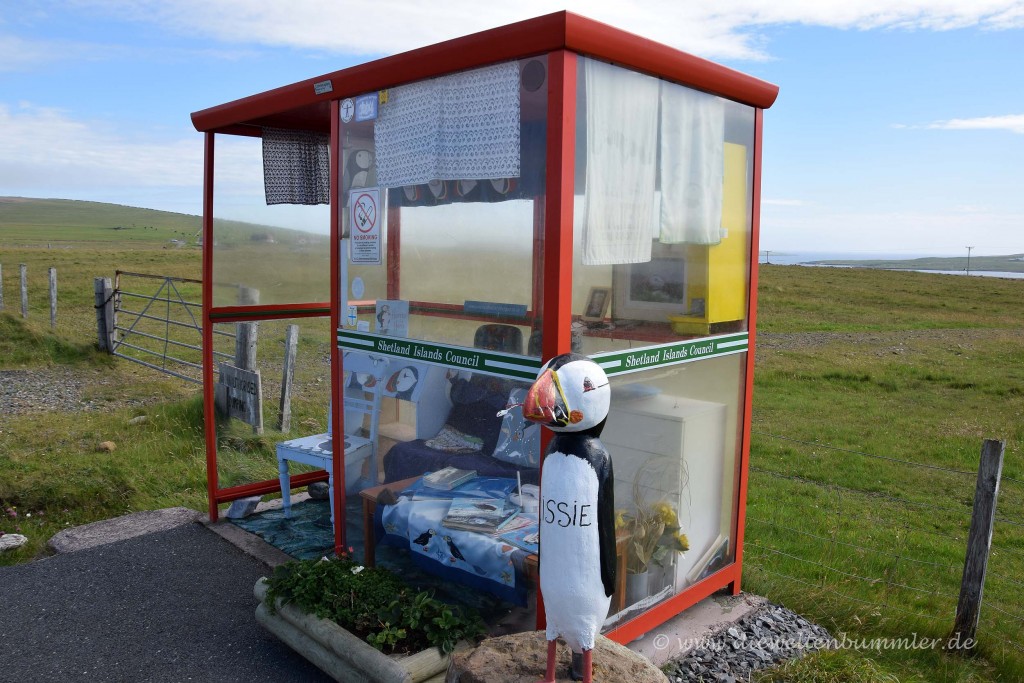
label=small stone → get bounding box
[225,496,262,519]
[307,481,330,500]
[97,441,116,452]
[0,533,28,551]
[128,415,148,425]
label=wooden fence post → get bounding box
[0,263,5,310]
[20,263,28,318]
[948,438,1005,651]
[48,268,57,329]
[235,286,259,371]
[278,324,299,432]
[94,277,114,352]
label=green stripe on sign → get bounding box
[591,332,749,376]
[337,330,543,381]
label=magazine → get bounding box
[443,497,519,533]
[497,513,536,534]
[422,466,477,491]
[498,519,540,554]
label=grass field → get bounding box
[2,199,1023,681]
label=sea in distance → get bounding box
[760,251,1024,280]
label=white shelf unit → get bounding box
[602,393,728,590]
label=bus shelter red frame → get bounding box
[193,10,777,644]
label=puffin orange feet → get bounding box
[535,639,557,683]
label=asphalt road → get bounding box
[0,523,330,683]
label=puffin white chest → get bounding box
[539,450,608,652]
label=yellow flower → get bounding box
[614,509,628,530]
[652,501,678,527]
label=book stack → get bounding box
[422,466,477,491]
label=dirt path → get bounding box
[756,327,1004,352]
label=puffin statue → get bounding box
[522,353,614,683]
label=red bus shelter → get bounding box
[192,10,778,645]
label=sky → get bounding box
[1,1,1023,257]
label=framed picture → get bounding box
[612,244,688,323]
[582,286,612,322]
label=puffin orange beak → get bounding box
[524,368,571,427]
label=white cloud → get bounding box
[926,114,1024,134]
[0,34,70,71]
[71,0,1024,62]
[0,102,260,210]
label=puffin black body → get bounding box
[412,528,434,547]
[523,353,615,683]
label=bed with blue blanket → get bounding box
[377,476,537,605]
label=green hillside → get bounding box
[0,197,326,247]
[811,253,1024,273]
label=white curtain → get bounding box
[374,61,521,188]
[658,84,725,244]
[581,60,660,266]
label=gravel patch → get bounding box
[664,602,833,682]
[0,366,155,424]
[0,367,92,416]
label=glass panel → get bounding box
[571,57,755,355]
[339,57,548,357]
[211,135,331,307]
[334,57,549,632]
[569,58,756,620]
[602,354,745,620]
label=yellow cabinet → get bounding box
[669,142,749,335]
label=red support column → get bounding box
[730,106,766,595]
[540,50,577,363]
[201,132,219,522]
[536,49,578,631]
[330,99,347,554]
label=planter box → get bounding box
[254,578,459,683]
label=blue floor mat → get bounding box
[229,498,342,560]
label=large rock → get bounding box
[446,631,667,683]
[48,507,203,553]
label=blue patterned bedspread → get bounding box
[379,477,529,605]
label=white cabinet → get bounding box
[602,392,727,589]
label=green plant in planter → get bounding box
[264,554,485,655]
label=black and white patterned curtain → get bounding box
[262,127,330,205]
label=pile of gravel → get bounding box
[664,602,833,682]
[0,368,89,418]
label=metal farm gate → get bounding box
[111,271,232,383]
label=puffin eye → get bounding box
[582,377,608,393]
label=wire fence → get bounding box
[745,429,1022,667]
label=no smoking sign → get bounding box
[349,187,382,264]
[353,192,377,232]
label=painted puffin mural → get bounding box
[523,353,614,683]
